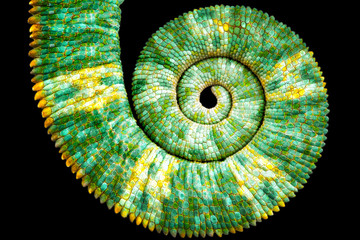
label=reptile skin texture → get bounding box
[28,0,329,237]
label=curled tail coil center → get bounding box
[133,55,266,162]
[28,0,329,238]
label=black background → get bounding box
[18,0,355,238]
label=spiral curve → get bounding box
[28,0,329,238]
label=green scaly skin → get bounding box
[28,0,329,237]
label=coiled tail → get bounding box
[28,0,329,237]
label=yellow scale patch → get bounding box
[227,144,286,218]
[262,51,316,101]
[213,19,229,33]
[118,146,174,229]
[33,63,124,127]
